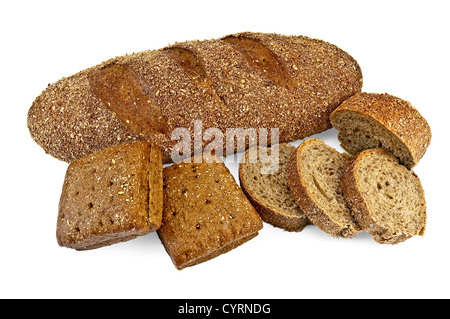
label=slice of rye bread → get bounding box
[330,92,431,169]
[57,141,163,250]
[286,138,361,238]
[341,148,427,244]
[157,156,263,270]
[239,143,309,231]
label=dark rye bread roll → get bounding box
[27,32,363,164]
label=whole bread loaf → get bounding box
[27,32,363,163]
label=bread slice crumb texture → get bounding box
[287,138,360,238]
[239,143,309,231]
[342,149,426,244]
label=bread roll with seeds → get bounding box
[57,141,163,250]
[239,143,309,231]
[330,92,431,169]
[28,32,363,164]
[341,148,427,244]
[157,156,263,270]
[286,138,361,238]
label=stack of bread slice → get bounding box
[239,92,430,244]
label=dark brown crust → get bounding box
[160,231,259,270]
[330,92,431,168]
[286,139,360,238]
[341,148,426,244]
[27,68,144,163]
[56,141,163,250]
[28,32,363,164]
[157,157,263,270]
[148,139,164,229]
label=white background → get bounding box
[1,0,449,299]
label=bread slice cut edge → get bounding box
[239,143,309,232]
[286,138,361,238]
[341,148,427,244]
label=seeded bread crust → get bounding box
[28,32,363,164]
[341,148,427,244]
[239,144,309,232]
[330,92,431,168]
[57,141,163,250]
[157,156,263,270]
[286,138,360,238]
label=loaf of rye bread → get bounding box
[27,32,363,164]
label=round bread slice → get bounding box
[239,143,309,232]
[330,92,431,169]
[341,148,427,244]
[286,138,361,238]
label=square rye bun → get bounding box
[57,141,163,250]
[157,156,263,270]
